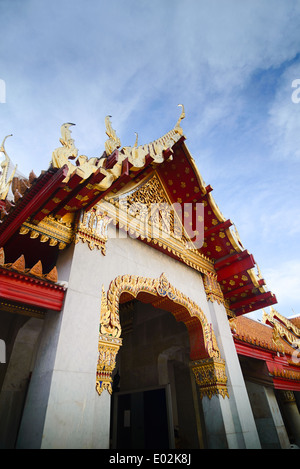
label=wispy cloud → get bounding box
[267,62,300,161]
[263,260,300,315]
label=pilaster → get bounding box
[279,390,300,447]
[203,290,261,448]
[16,243,111,448]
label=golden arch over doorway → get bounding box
[96,273,228,399]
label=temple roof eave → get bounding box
[0,117,277,317]
[157,139,277,316]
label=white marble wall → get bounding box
[16,231,259,448]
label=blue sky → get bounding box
[0,0,300,320]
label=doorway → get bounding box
[110,299,201,449]
[112,386,172,449]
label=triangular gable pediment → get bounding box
[102,172,190,243]
[97,171,212,275]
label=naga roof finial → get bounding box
[104,115,121,156]
[174,104,185,135]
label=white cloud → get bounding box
[263,260,300,315]
[267,62,300,161]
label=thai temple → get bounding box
[0,108,299,450]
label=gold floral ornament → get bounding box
[190,357,229,399]
[203,272,226,306]
[19,214,73,250]
[96,336,121,396]
[0,135,17,200]
[100,285,122,338]
[75,205,111,254]
[96,286,122,396]
[96,273,228,398]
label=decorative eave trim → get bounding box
[19,215,74,250]
[0,299,46,319]
[0,267,66,311]
[0,166,69,247]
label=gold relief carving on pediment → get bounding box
[108,172,191,247]
[99,172,213,275]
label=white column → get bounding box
[0,318,43,448]
[206,300,261,449]
[17,244,111,449]
[245,382,290,448]
[280,391,300,447]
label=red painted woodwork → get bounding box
[214,250,249,269]
[33,171,85,223]
[233,292,277,316]
[216,252,256,281]
[204,219,233,239]
[230,292,273,311]
[0,268,65,311]
[235,341,300,392]
[0,166,69,247]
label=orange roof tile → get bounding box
[232,315,296,357]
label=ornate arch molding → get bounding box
[96,273,228,399]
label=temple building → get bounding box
[0,109,299,449]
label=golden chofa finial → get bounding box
[0,134,13,155]
[104,115,121,156]
[174,104,185,135]
[60,123,76,146]
[51,123,78,172]
[0,134,17,200]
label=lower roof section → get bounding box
[0,266,65,313]
[233,315,300,392]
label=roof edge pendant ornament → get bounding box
[0,134,17,200]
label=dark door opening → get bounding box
[113,387,170,449]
